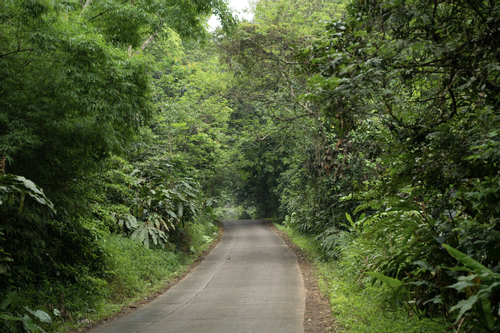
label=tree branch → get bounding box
[0,48,34,58]
[86,0,128,22]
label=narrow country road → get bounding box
[90,220,305,333]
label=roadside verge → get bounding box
[70,224,225,333]
[266,222,339,333]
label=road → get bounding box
[90,220,305,333]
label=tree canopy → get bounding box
[1,0,500,331]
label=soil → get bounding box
[266,223,341,333]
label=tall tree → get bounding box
[0,0,235,192]
[300,0,500,324]
[216,0,346,217]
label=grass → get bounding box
[46,216,220,332]
[274,224,448,333]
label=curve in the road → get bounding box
[90,220,305,333]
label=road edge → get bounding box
[71,223,225,333]
[266,222,338,333]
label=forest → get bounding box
[1,0,499,332]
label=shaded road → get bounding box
[90,220,305,333]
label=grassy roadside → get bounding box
[274,224,448,333]
[48,218,223,333]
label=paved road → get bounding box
[90,220,305,333]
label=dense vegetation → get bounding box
[1,0,499,332]
[1,0,235,331]
[215,0,500,331]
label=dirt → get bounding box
[266,223,341,333]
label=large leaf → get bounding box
[178,202,183,218]
[444,244,492,277]
[22,315,46,333]
[449,294,481,322]
[2,291,20,311]
[0,313,22,322]
[172,189,185,201]
[480,297,495,329]
[24,306,52,323]
[166,209,177,219]
[0,175,55,214]
[367,271,403,288]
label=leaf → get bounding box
[15,176,43,196]
[178,202,183,218]
[443,244,492,276]
[450,294,480,322]
[447,280,478,292]
[125,215,139,229]
[149,229,158,245]
[0,314,22,322]
[130,228,143,241]
[24,306,52,323]
[166,209,177,219]
[443,265,472,273]
[172,189,185,201]
[480,297,495,329]
[367,271,403,288]
[22,315,46,333]
[137,205,144,218]
[345,212,353,225]
[2,291,20,310]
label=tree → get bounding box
[300,0,500,325]
[0,0,235,193]
[0,0,235,312]
[216,0,347,218]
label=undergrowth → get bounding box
[274,224,448,333]
[2,215,220,333]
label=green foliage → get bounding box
[102,234,183,299]
[1,291,52,333]
[276,224,448,332]
[0,0,236,330]
[276,0,500,329]
[444,244,500,330]
[215,0,350,219]
[0,174,55,216]
[367,272,403,289]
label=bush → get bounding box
[102,234,184,301]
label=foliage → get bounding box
[0,174,55,216]
[213,0,500,330]
[1,291,52,333]
[0,174,55,276]
[216,0,349,218]
[285,0,500,328]
[0,0,235,330]
[444,244,500,330]
[4,0,500,330]
[275,223,448,332]
[102,234,184,300]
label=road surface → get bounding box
[90,220,305,333]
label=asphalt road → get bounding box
[90,220,305,333]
